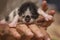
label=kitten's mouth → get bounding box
[18,19,35,25]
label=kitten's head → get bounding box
[18,2,39,24]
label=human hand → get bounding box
[0,0,55,40]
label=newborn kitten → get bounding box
[0,2,52,27]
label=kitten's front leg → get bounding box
[38,8,53,21]
[9,15,19,27]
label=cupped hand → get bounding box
[0,0,55,40]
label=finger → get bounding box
[32,38,43,40]
[32,37,43,40]
[42,1,48,11]
[44,33,51,40]
[48,10,55,16]
[16,24,34,40]
[21,35,31,40]
[44,34,51,40]
[9,28,21,39]
[39,27,51,40]
[0,24,9,35]
[29,24,44,39]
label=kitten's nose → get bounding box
[25,15,30,22]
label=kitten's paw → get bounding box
[45,15,53,21]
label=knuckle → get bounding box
[47,38,51,40]
[26,33,34,38]
[37,34,44,38]
[15,35,21,39]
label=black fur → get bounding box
[18,2,39,19]
[5,16,9,21]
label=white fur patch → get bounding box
[24,8,31,16]
[37,8,53,21]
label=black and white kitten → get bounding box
[0,2,52,27]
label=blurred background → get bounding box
[0,0,60,40]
